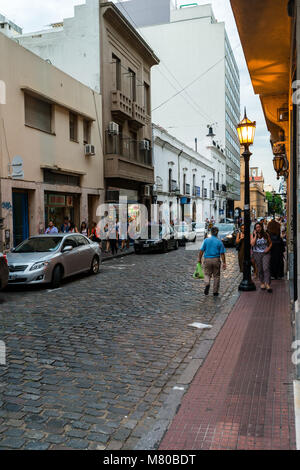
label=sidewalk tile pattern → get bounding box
[160,281,296,450]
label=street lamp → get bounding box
[237,108,256,292]
[273,155,285,180]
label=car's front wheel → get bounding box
[90,256,100,275]
[51,265,62,289]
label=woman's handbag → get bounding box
[193,263,204,280]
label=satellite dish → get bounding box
[11,156,24,179]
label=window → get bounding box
[43,170,80,187]
[76,235,89,246]
[144,83,150,114]
[112,54,121,91]
[62,236,78,249]
[129,131,137,160]
[69,112,78,142]
[83,120,91,145]
[169,169,172,193]
[129,69,136,101]
[24,93,52,133]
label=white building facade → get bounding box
[153,125,226,225]
[116,0,241,217]
[16,0,101,93]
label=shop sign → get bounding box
[48,194,66,207]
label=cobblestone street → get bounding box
[0,246,241,450]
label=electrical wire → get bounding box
[116,0,241,125]
[116,1,217,124]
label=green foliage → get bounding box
[265,192,283,215]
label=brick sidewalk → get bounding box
[160,280,296,450]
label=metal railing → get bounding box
[105,132,152,166]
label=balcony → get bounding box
[111,90,132,121]
[105,132,153,184]
[131,102,146,128]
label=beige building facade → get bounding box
[0,32,104,250]
[234,160,268,220]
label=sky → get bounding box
[0,0,277,188]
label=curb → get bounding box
[101,248,135,263]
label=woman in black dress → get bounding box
[267,219,285,279]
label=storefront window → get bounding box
[44,192,79,231]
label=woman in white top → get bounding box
[251,222,272,292]
[80,222,89,238]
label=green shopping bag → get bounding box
[193,262,204,280]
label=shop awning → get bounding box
[230,0,291,97]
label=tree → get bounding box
[265,192,283,216]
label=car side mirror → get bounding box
[62,245,73,253]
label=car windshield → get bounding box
[175,225,188,233]
[15,237,62,253]
[215,224,235,232]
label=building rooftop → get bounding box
[0,13,22,34]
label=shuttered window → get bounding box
[24,94,52,133]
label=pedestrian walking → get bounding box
[118,218,128,251]
[108,218,119,256]
[267,219,285,279]
[198,226,226,297]
[60,217,70,233]
[236,224,245,273]
[251,222,273,292]
[90,222,101,244]
[80,221,89,238]
[69,222,78,233]
[45,220,58,234]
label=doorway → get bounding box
[13,191,29,247]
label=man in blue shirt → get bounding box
[45,220,59,235]
[198,226,226,297]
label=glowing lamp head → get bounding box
[237,108,256,147]
[273,155,285,180]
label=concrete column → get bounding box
[80,189,89,225]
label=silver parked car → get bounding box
[0,252,9,290]
[7,234,102,288]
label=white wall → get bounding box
[140,9,226,152]
[17,0,101,93]
[153,125,215,223]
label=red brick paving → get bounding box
[160,281,296,450]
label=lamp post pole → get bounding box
[239,144,256,292]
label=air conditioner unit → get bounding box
[85,144,95,156]
[144,185,151,197]
[140,139,150,151]
[108,121,119,135]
